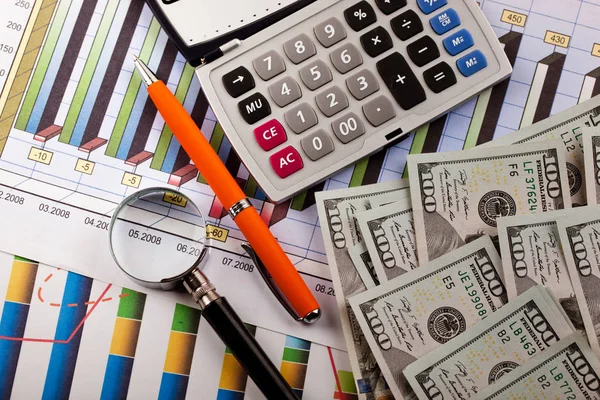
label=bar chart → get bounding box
[0,255,355,400]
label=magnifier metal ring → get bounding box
[108,187,208,290]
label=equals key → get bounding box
[424,62,457,93]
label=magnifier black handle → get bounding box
[203,297,299,400]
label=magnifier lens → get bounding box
[109,188,206,286]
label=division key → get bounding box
[376,52,426,110]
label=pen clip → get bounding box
[241,243,302,321]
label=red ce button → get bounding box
[254,119,287,151]
[269,146,304,178]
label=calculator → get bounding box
[147,0,512,203]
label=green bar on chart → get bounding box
[402,126,428,178]
[150,63,196,170]
[349,158,368,187]
[59,0,120,143]
[105,18,161,157]
[15,0,73,130]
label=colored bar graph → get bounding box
[579,67,600,103]
[209,197,228,219]
[349,150,386,187]
[520,52,566,128]
[151,63,196,171]
[0,0,58,156]
[14,0,74,131]
[124,42,179,161]
[168,164,198,186]
[78,0,145,146]
[333,370,359,400]
[105,18,161,158]
[280,336,311,398]
[464,31,522,148]
[216,324,257,400]
[42,272,93,400]
[59,0,122,144]
[0,257,38,400]
[100,288,147,400]
[157,304,202,400]
[260,200,291,227]
[290,182,325,212]
[35,0,97,135]
[421,116,447,154]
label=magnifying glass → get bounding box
[109,187,298,400]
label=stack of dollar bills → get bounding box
[315,95,600,399]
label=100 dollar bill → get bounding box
[316,180,409,399]
[497,210,575,301]
[483,95,600,206]
[474,332,600,400]
[583,131,600,205]
[357,198,418,283]
[349,236,508,400]
[557,206,600,356]
[408,140,572,263]
[404,286,574,400]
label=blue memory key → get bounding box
[417,0,447,14]
[457,50,488,77]
[443,29,474,56]
[430,8,461,35]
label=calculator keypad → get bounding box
[284,34,317,64]
[363,95,396,127]
[301,129,335,160]
[346,69,379,100]
[314,18,347,48]
[330,43,363,74]
[285,102,318,134]
[253,50,286,81]
[360,26,393,57]
[344,1,377,31]
[268,76,302,107]
[332,112,366,143]
[299,60,333,91]
[316,86,349,117]
[212,0,498,189]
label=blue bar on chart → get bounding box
[42,272,93,400]
[0,257,39,400]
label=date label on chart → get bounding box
[501,9,527,27]
[544,30,570,48]
[162,192,187,207]
[75,159,95,175]
[28,147,53,165]
[122,172,141,188]
[593,43,600,58]
[206,224,229,243]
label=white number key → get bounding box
[314,18,347,48]
[268,76,302,107]
[301,129,335,161]
[315,86,349,117]
[284,34,317,64]
[252,50,286,81]
[330,43,363,74]
[346,69,380,100]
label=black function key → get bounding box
[407,35,440,67]
[360,26,393,58]
[391,10,423,41]
[424,62,457,93]
[375,0,407,15]
[238,93,271,124]
[376,52,426,110]
[344,1,377,32]
[222,66,255,98]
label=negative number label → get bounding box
[501,10,527,27]
[162,192,187,207]
[75,159,95,175]
[121,172,141,188]
[28,147,52,165]
[206,224,229,243]
[544,31,570,48]
[593,43,600,58]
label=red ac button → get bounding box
[254,119,287,151]
[269,146,304,178]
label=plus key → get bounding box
[376,52,426,110]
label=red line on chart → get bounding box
[0,283,112,343]
[327,346,344,399]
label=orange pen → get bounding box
[133,56,321,323]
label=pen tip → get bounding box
[132,54,139,63]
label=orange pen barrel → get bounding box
[147,82,320,319]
